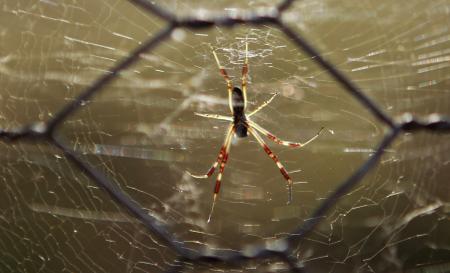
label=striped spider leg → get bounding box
[248,119,325,148]
[187,124,234,222]
[246,124,324,204]
[187,42,324,222]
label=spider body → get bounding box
[188,43,324,222]
[232,87,248,138]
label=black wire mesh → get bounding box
[1,0,449,272]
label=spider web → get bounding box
[0,0,449,272]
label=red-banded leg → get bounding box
[249,120,324,148]
[186,125,234,179]
[241,42,249,109]
[208,127,234,223]
[211,46,234,113]
[248,127,293,204]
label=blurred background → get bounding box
[0,0,449,272]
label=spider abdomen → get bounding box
[232,87,248,137]
[235,120,248,137]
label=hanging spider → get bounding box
[187,43,324,222]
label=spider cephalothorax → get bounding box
[187,43,324,222]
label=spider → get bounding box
[188,43,324,222]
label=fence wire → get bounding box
[1,0,449,272]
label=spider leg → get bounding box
[211,46,233,113]
[241,42,249,109]
[194,112,233,122]
[208,127,234,223]
[248,120,324,148]
[186,125,233,179]
[248,127,293,204]
[247,92,279,117]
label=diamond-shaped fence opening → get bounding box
[1,1,449,272]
